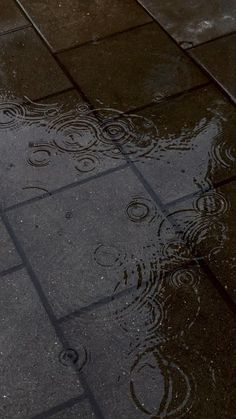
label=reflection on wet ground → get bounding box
[1,89,235,418]
[0,1,236,418]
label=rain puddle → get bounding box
[0,91,235,418]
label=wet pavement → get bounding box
[0,1,236,418]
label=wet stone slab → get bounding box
[0,28,71,100]
[0,268,82,419]
[163,183,236,303]
[61,264,236,418]
[0,220,20,272]
[190,33,236,103]
[6,166,187,318]
[59,23,207,111]
[18,0,152,52]
[0,0,29,35]
[111,85,236,204]
[0,93,127,208]
[138,0,236,47]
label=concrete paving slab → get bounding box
[0,268,82,419]
[138,0,236,47]
[0,28,71,100]
[59,23,207,111]
[0,0,29,35]
[191,33,236,103]
[6,166,182,318]
[19,0,152,52]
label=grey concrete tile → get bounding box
[48,400,95,419]
[116,85,236,204]
[0,220,20,272]
[0,93,124,208]
[61,264,236,418]
[0,268,82,419]
[190,33,236,103]
[18,0,152,51]
[59,23,207,111]
[0,0,28,35]
[138,0,236,47]
[163,182,236,303]
[0,27,71,100]
[7,166,180,318]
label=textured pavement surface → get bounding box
[0,1,236,418]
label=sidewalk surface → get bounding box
[0,1,236,418]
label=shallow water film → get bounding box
[0,1,236,418]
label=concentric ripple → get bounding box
[97,109,158,159]
[0,94,62,131]
[130,350,194,417]
[49,113,101,152]
[27,149,51,167]
[59,344,89,371]
[161,239,192,268]
[210,140,236,169]
[193,191,229,216]
[168,268,200,289]
[100,117,135,146]
[0,99,26,130]
[75,153,101,173]
[126,196,158,223]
